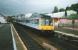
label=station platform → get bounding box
[55,26,78,38]
[11,24,27,50]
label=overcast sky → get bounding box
[0,0,78,16]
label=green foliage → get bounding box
[71,3,78,14]
[66,6,71,10]
[59,8,65,12]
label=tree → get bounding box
[65,6,72,17]
[71,3,78,14]
[52,6,58,13]
[6,16,14,23]
[65,7,68,17]
[59,8,65,12]
[66,7,71,10]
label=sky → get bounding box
[0,0,78,16]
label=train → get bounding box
[17,14,55,33]
[13,14,55,36]
[30,14,54,31]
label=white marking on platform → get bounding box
[55,31,78,38]
[11,24,17,50]
[12,24,27,50]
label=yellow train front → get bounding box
[37,14,54,33]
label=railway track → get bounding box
[13,22,78,50]
[13,23,45,50]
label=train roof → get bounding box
[40,14,52,19]
[30,13,51,19]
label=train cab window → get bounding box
[40,18,52,26]
[45,19,52,25]
[45,19,50,25]
[40,19,45,25]
[40,14,53,26]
